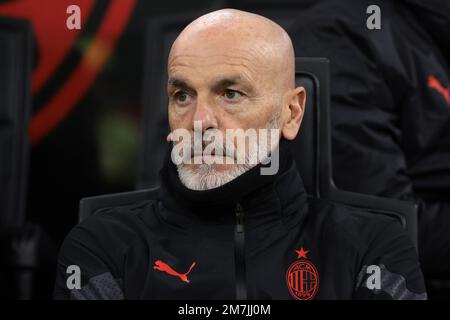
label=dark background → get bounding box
[0,0,448,299]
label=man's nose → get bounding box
[192,97,218,131]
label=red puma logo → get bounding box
[153,260,196,283]
[428,75,450,105]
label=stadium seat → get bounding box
[0,16,32,231]
[0,16,56,299]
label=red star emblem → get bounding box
[296,248,309,259]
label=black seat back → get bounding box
[294,59,418,249]
[293,58,329,197]
[0,17,32,231]
[79,187,159,222]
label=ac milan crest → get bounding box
[286,248,319,300]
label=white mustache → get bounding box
[168,125,278,166]
[177,129,240,159]
[190,142,236,159]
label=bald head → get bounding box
[169,9,296,90]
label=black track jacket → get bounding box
[54,144,427,300]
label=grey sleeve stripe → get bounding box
[70,272,124,300]
[356,264,427,300]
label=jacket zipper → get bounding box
[234,203,247,300]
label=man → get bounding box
[289,0,450,287]
[54,9,426,300]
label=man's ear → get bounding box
[281,86,306,140]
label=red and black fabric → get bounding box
[289,0,450,279]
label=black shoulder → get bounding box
[60,200,156,264]
[307,198,426,298]
[55,199,157,286]
[78,199,158,239]
[307,197,407,253]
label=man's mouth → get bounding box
[192,147,224,157]
[190,148,235,163]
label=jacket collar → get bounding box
[157,139,309,233]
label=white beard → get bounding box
[177,144,259,190]
[176,111,280,191]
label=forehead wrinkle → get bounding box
[170,30,278,57]
[168,52,272,84]
[168,49,267,67]
[171,24,285,68]
[169,55,258,70]
[169,69,257,93]
[169,56,261,75]
[169,62,258,81]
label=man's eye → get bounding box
[174,91,189,103]
[224,89,242,101]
